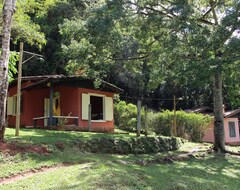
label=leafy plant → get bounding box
[149,110,213,142]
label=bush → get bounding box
[73,136,183,154]
[149,110,213,142]
[114,101,144,132]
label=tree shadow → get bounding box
[45,154,240,190]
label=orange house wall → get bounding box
[54,86,79,125]
[8,83,50,127]
[78,88,114,133]
[8,84,115,132]
[202,118,240,143]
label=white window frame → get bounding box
[7,94,18,116]
[81,93,113,122]
[12,95,17,116]
[228,121,236,138]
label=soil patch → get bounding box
[0,142,49,156]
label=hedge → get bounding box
[72,136,183,154]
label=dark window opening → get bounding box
[229,122,236,137]
[90,96,103,120]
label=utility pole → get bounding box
[15,42,24,136]
[15,43,44,136]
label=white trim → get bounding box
[105,96,113,121]
[91,120,106,123]
[7,97,14,115]
[82,93,90,120]
[88,93,106,97]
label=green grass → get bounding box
[1,154,240,190]
[1,128,240,190]
[4,128,137,145]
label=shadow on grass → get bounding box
[45,154,240,190]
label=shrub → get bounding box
[73,136,183,154]
[114,100,143,132]
[149,110,213,142]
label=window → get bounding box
[229,122,236,138]
[90,96,103,120]
[81,93,113,121]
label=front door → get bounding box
[44,98,50,126]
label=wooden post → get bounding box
[144,107,148,137]
[137,100,141,137]
[173,95,177,136]
[49,82,54,126]
[15,42,24,136]
[88,104,91,132]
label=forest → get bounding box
[1,0,239,111]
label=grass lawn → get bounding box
[4,128,137,145]
[1,128,240,190]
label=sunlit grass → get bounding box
[1,154,240,190]
[4,127,138,145]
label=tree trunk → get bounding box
[213,72,226,152]
[0,0,17,142]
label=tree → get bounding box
[128,0,240,152]
[0,0,17,141]
[60,0,240,152]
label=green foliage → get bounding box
[8,51,19,82]
[149,110,213,142]
[114,100,144,132]
[0,50,19,82]
[0,1,46,47]
[74,136,182,154]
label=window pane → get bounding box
[229,122,236,137]
[90,96,103,120]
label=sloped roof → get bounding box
[10,75,123,93]
[184,107,212,114]
[185,107,240,118]
[224,109,240,118]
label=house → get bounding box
[185,107,240,144]
[7,75,123,133]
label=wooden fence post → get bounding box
[144,107,148,136]
[88,104,92,132]
[137,100,141,137]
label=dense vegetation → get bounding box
[114,100,212,142]
[3,0,240,111]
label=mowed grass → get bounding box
[1,155,240,190]
[1,128,240,190]
[4,127,137,145]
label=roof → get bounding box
[224,109,240,118]
[185,107,240,118]
[9,75,123,93]
[184,107,212,114]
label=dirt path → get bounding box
[0,163,74,185]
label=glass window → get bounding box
[229,122,236,137]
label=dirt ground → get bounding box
[0,142,49,155]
